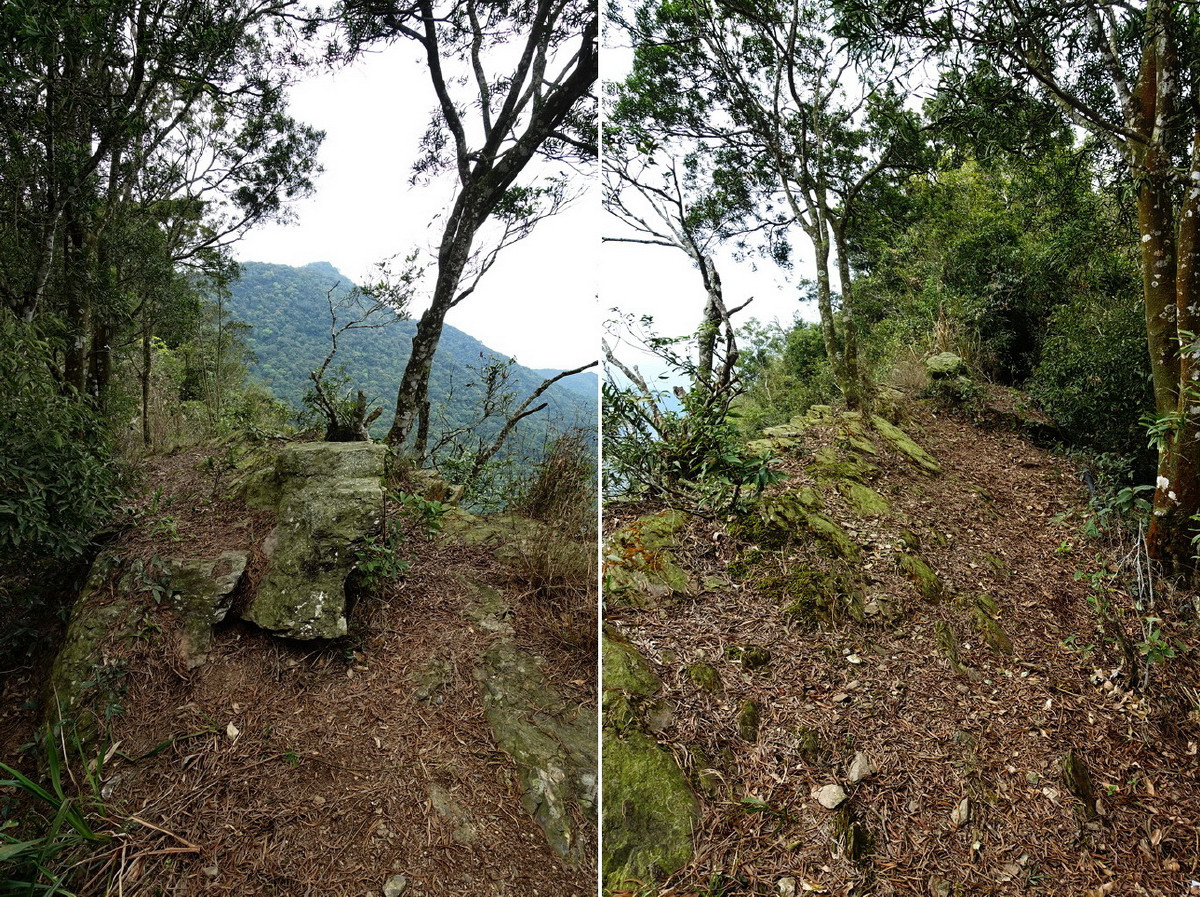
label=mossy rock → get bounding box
[831,806,875,862]
[925,352,967,379]
[834,415,879,456]
[738,700,761,742]
[725,644,773,672]
[772,569,864,627]
[795,725,825,764]
[898,528,921,551]
[869,415,942,474]
[807,445,878,486]
[603,633,662,699]
[969,601,1013,655]
[897,552,942,602]
[687,662,722,693]
[602,730,699,892]
[802,511,861,561]
[479,641,598,861]
[604,511,694,603]
[843,482,889,518]
[934,619,963,671]
[44,554,138,744]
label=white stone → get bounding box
[847,751,877,784]
[815,784,847,809]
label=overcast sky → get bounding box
[235,44,598,372]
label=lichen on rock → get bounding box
[604,510,694,604]
[241,441,385,639]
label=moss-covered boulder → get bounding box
[602,632,698,890]
[44,554,138,742]
[604,633,663,699]
[604,511,694,604]
[164,550,248,666]
[602,730,699,893]
[242,442,385,640]
[925,352,966,379]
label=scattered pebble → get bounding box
[847,751,877,784]
[383,873,407,897]
[950,797,969,828]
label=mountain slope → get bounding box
[228,261,596,451]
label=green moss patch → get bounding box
[869,415,942,474]
[767,569,864,627]
[897,552,943,602]
[686,662,722,692]
[602,730,699,893]
[603,632,662,698]
[738,700,761,742]
[604,511,694,604]
[843,482,889,518]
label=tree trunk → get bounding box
[832,221,863,410]
[1131,3,1200,569]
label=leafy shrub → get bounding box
[0,317,124,563]
[734,317,835,432]
[1028,294,1153,465]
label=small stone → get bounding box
[950,797,970,828]
[383,874,408,897]
[202,866,219,879]
[312,795,326,806]
[847,751,877,784]
[225,722,239,741]
[815,784,847,809]
[832,692,851,704]
[777,876,797,897]
[846,654,863,665]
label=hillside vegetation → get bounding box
[229,261,596,474]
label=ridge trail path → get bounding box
[607,401,1200,896]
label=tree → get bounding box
[615,0,923,408]
[336,0,598,455]
[0,0,321,403]
[838,0,1200,567]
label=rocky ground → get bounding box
[0,440,597,896]
[603,393,1200,897]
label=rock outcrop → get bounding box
[241,441,385,639]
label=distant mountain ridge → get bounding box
[227,261,596,451]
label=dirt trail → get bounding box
[1,447,596,896]
[607,400,1200,896]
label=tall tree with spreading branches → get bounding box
[337,0,598,457]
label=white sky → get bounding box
[235,45,598,372]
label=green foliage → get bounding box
[1028,294,1153,463]
[353,517,410,591]
[0,317,123,564]
[604,379,780,513]
[0,733,110,895]
[733,314,836,432]
[395,492,448,539]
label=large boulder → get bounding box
[241,442,385,639]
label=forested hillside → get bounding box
[229,260,597,455]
